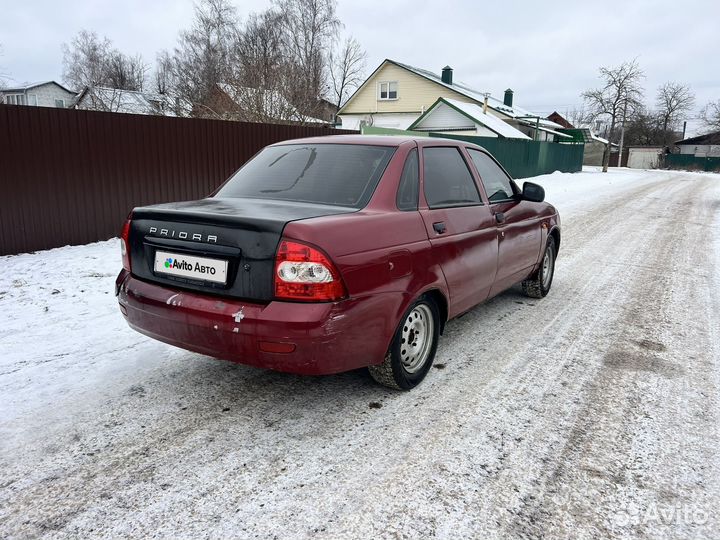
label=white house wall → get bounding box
[413,103,474,131]
[2,83,76,108]
[678,144,720,157]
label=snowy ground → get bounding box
[1,167,719,539]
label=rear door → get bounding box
[418,145,497,316]
[466,149,543,294]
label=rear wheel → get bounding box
[368,296,440,390]
[522,235,556,298]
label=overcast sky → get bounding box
[1,0,718,131]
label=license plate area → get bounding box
[154,250,228,285]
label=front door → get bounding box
[466,149,542,295]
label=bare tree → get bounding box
[329,36,366,114]
[0,43,9,92]
[154,51,175,95]
[700,99,720,131]
[105,51,147,91]
[564,105,591,129]
[170,0,239,117]
[656,82,694,144]
[62,30,147,92]
[582,59,644,172]
[228,9,298,122]
[274,0,341,121]
[62,30,112,90]
[622,107,666,146]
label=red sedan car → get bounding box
[116,135,560,389]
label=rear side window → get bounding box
[216,144,396,208]
[396,149,419,211]
[422,147,482,208]
[467,149,515,202]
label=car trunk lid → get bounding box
[128,197,355,302]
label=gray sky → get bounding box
[1,0,718,132]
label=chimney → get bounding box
[441,66,453,85]
[504,88,514,107]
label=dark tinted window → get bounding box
[396,149,419,211]
[216,144,396,208]
[467,149,515,202]
[423,147,481,208]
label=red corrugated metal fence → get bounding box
[0,105,357,256]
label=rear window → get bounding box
[215,144,396,208]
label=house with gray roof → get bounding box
[73,86,176,116]
[0,81,77,108]
[337,59,569,141]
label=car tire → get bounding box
[522,235,556,299]
[368,296,440,390]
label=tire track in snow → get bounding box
[2,173,719,539]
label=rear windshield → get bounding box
[215,144,396,208]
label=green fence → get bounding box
[362,126,584,178]
[666,154,720,172]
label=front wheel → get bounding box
[368,296,440,390]
[522,235,556,298]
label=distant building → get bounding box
[673,131,720,157]
[558,128,611,166]
[73,86,175,116]
[627,147,663,169]
[547,111,574,129]
[338,59,570,141]
[408,97,530,139]
[0,81,77,108]
[204,83,329,125]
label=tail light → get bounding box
[274,239,347,302]
[120,214,132,272]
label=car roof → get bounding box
[271,134,487,151]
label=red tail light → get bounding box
[120,214,132,272]
[274,239,347,302]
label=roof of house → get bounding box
[547,111,575,129]
[675,131,720,146]
[340,59,555,126]
[408,98,531,139]
[559,128,610,145]
[1,80,77,94]
[75,86,172,115]
[217,83,327,124]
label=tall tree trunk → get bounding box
[602,117,616,173]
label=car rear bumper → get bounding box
[116,270,400,375]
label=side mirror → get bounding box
[522,182,545,203]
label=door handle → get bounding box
[495,212,506,224]
[433,222,446,234]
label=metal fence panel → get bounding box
[0,105,357,255]
[666,154,720,172]
[428,133,584,178]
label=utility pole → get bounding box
[616,102,627,168]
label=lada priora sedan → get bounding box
[116,135,560,389]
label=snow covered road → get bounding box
[1,168,719,539]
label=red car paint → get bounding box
[117,135,560,375]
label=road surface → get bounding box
[1,168,719,539]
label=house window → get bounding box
[27,94,38,106]
[378,81,398,100]
[4,94,26,105]
[55,99,66,108]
